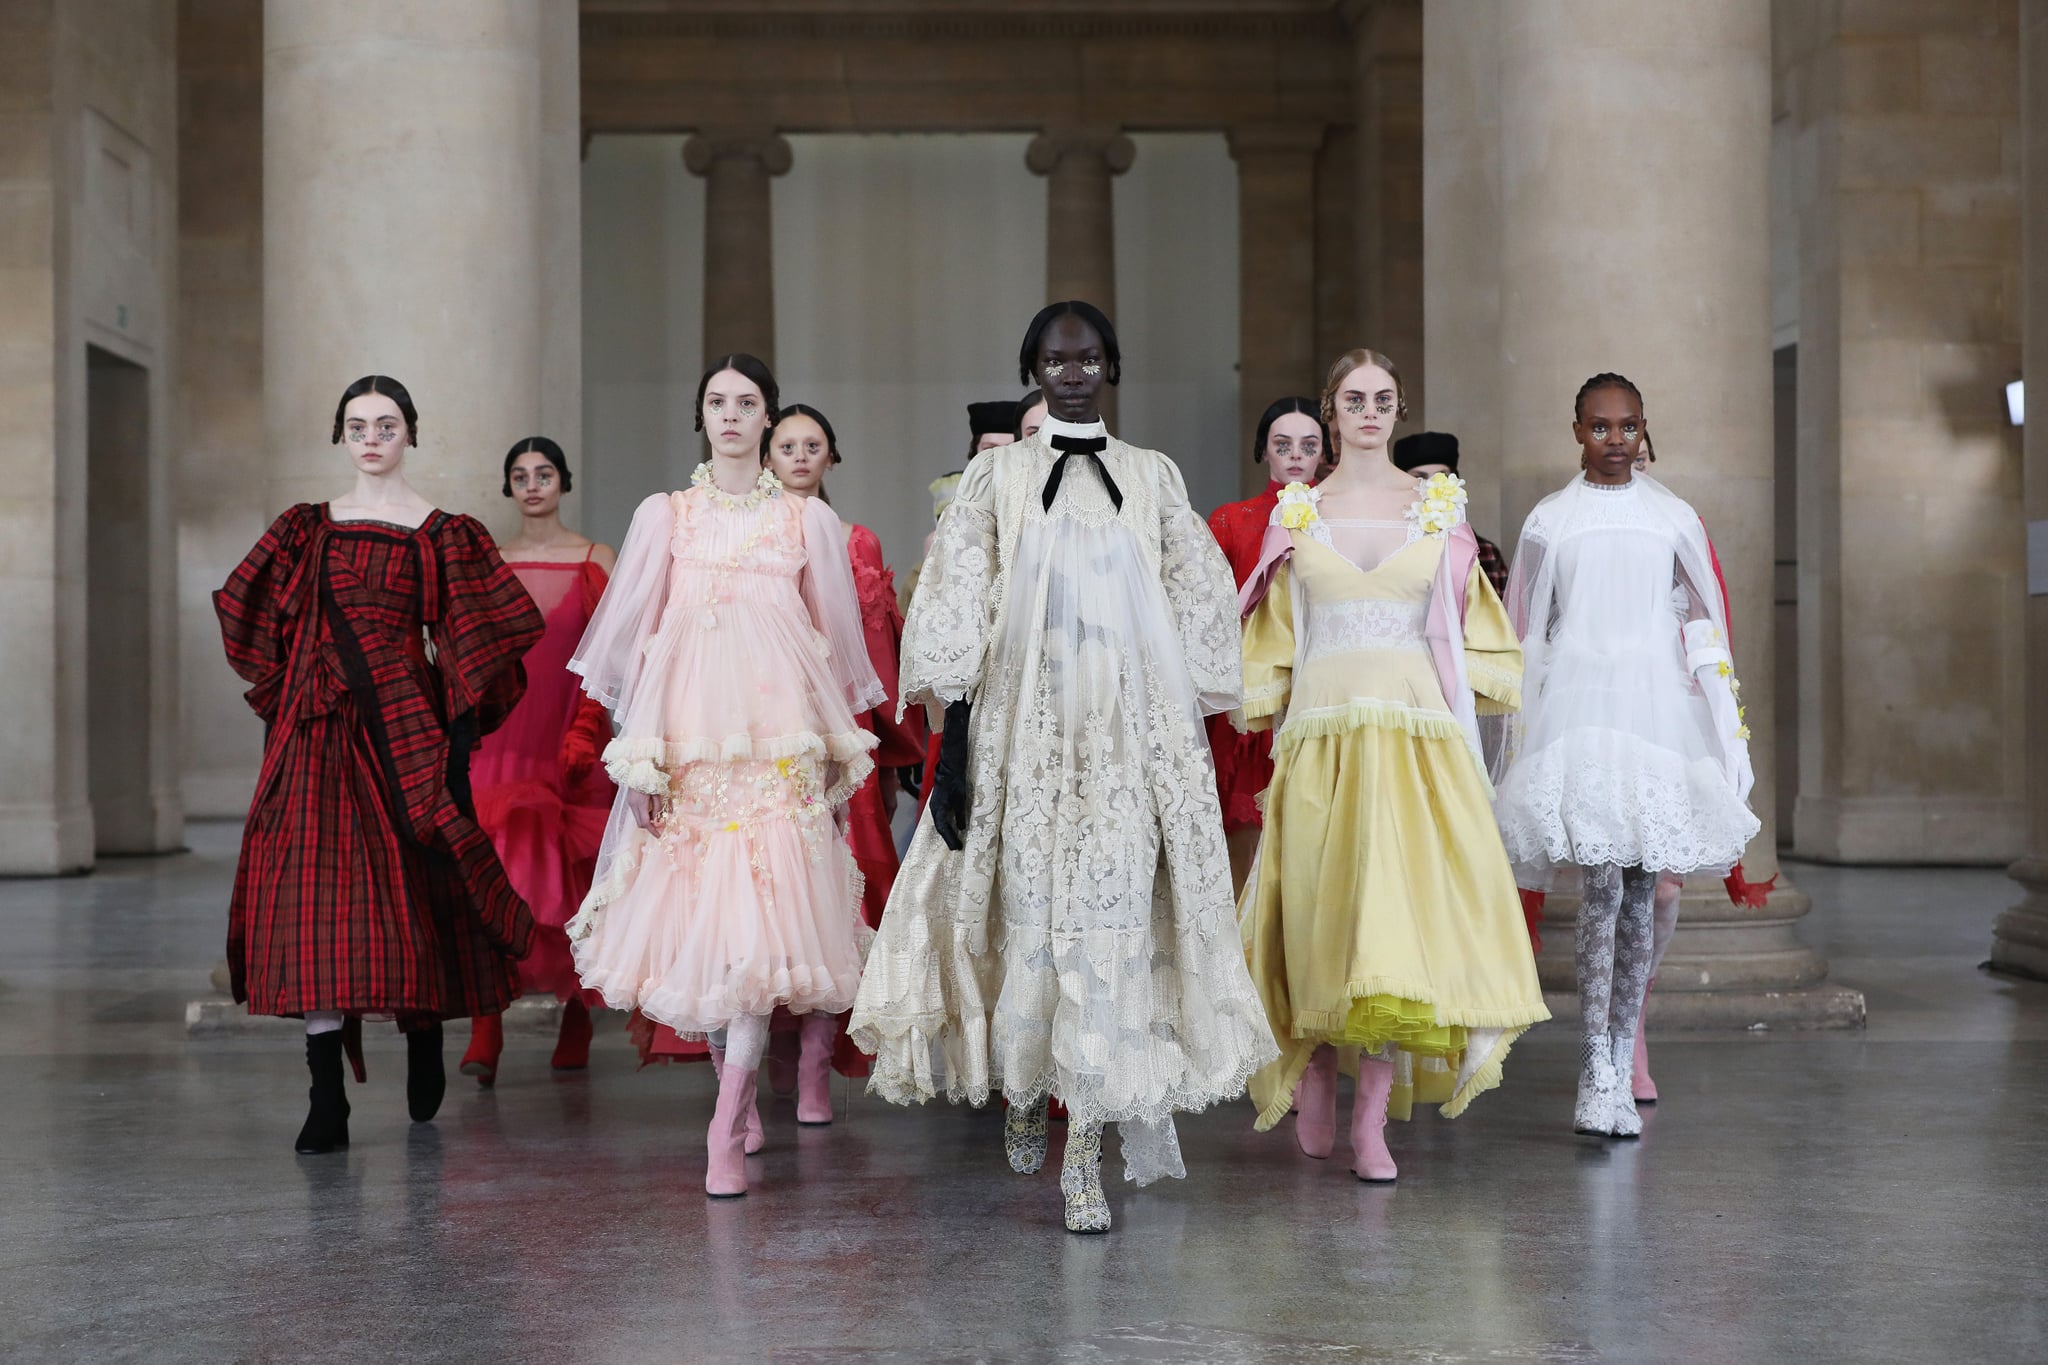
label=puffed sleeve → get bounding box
[569,492,675,716]
[432,514,546,739]
[214,504,319,723]
[1239,560,1295,734]
[898,453,999,715]
[1156,455,1242,716]
[799,495,888,714]
[1462,560,1523,715]
[847,524,928,766]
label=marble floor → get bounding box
[2,823,2044,1364]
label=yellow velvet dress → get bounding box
[1239,526,1549,1128]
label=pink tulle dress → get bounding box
[469,551,615,999]
[565,467,886,1038]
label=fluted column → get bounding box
[1228,125,1324,496]
[264,0,545,532]
[684,130,791,369]
[1995,5,2048,979]
[1487,0,1861,1027]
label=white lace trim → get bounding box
[1302,597,1428,663]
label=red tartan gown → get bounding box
[216,505,544,1021]
[1205,481,1285,832]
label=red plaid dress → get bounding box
[216,504,544,1021]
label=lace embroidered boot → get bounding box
[705,1057,758,1198]
[706,1044,765,1154]
[795,1013,836,1125]
[1294,1044,1338,1159]
[1630,1024,1658,1105]
[1573,1034,1618,1137]
[1004,1096,1050,1174]
[550,998,593,1072]
[1349,1055,1398,1183]
[1608,1034,1643,1138]
[1061,1121,1111,1234]
[295,1031,351,1155]
[406,1023,446,1123]
[459,1013,503,1088]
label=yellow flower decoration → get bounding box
[1408,471,1470,536]
[1275,481,1320,531]
[1734,724,1752,741]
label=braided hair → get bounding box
[1573,372,1655,463]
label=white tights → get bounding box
[711,1013,770,1072]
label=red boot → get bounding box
[707,1044,765,1154]
[766,1026,800,1097]
[551,998,593,1071]
[460,1013,503,1088]
[1294,1045,1337,1158]
[705,1059,757,1198]
[796,1014,837,1125]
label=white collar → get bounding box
[1039,415,1109,443]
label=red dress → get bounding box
[469,553,616,999]
[1205,481,1285,832]
[216,506,543,1021]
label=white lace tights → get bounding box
[1576,864,1657,1042]
[712,1013,770,1071]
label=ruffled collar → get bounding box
[1039,415,1109,444]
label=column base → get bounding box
[1990,857,2048,981]
[0,800,95,875]
[186,994,571,1038]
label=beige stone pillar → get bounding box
[1495,0,1860,1028]
[1996,4,2048,978]
[684,130,791,370]
[1349,0,1426,419]
[264,1,545,532]
[538,0,583,500]
[1027,128,1133,428]
[1228,125,1324,496]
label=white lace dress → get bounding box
[1491,475,1759,887]
[847,422,1277,1184]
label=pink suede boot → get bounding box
[796,1014,837,1125]
[1350,1055,1398,1183]
[705,1057,757,1198]
[1294,1045,1337,1159]
[707,1043,764,1154]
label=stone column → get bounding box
[684,130,791,370]
[538,0,583,502]
[1996,4,2048,978]
[1228,125,1324,496]
[264,0,545,531]
[1494,0,1861,1028]
[1348,0,1426,419]
[1027,127,1133,428]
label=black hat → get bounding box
[968,401,1019,439]
[1392,431,1459,473]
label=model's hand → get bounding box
[930,699,972,852]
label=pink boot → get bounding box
[1349,1055,1398,1183]
[796,1013,837,1125]
[707,1044,765,1154]
[1294,1045,1337,1159]
[705,1058,757,1198]
[1631,1027,1658,1104]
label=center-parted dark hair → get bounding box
[1252,396,1329,464]
[1012,388,1045,438]
[1574,371,1656,462]
[330,374,419,445]
[1016,301,1122,387]
[768,403,843,465]
[501,436,571,497]
[694,353,780,454]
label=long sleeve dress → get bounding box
[845,522,928,927]
[216,505,544,1022]
[1237,484,1549,1126]
[469,551,616,999]
[565,467,885,1039]
[848,428,1277,1184]
[1205,480,1286,833]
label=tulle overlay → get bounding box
[566,477,883,1037]
[849,435,1277,1180]
[1238,528,1549,1128]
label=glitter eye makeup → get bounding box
[1343,395,1367,416]
[1080,361,1102,377]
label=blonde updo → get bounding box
[1319,347,1410,432]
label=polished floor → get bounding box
[2,824,2044,1364]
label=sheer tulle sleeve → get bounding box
[1156,455,1242,716]
[898,454,999,715]
[569,492,675,717]
[799,495,888,714]
[1239,560,1295,733]
[1491,511,1554,785]
[1462,560,1523,715]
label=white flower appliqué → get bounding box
[1407,471,1469,537]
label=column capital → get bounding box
[682,129,793,178]
[1026,127,1135,178]
[1227,123,1328,162]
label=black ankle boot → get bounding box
[407,1022,446,1123]
[296,1030,351,1155]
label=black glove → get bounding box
[930,699,972,852]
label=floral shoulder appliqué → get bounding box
[1274,481,1321,531]
[1407,471,1469,537]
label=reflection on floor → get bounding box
[3,823,2044,1363]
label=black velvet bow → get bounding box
[1042,434,1122,513]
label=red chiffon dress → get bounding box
[1205,481,1285,833]
[216,506,543,1054]
[470,550,616,998]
